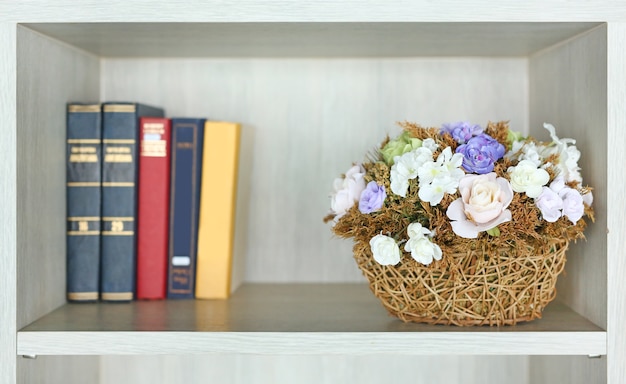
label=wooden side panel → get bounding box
[606,22,626,384]
[0,21,17,384]
[16,26,100,328]
[529,25,607,328]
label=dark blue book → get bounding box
[168,118,205,299]
[66,103,102,302]
[101,102,164,301]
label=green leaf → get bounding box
[486,226,501,237]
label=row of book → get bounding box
[66,102,240,302]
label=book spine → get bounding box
[168,119,205,299]
[66,103,102,302]
[195,121,241,299]
[101,104,139,301]
[136,117,172,300]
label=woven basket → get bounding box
[353,237,568,326]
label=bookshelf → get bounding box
[1,3,624,384]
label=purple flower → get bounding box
[456,133,505,174]
[559,188,584,224]
[359,181,386,214]
[440,121,483,144]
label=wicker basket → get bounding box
[353,237,568,326]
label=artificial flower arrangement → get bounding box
[325,121,593,326]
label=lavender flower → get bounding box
[358,181,387,214]
[535,186,564,222]
[456,133,505,174]
[440,121,483,144]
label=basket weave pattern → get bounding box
[353,238,568,326]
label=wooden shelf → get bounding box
[17,283,606,356]
[21,22,600,57]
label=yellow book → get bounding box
[195,121,241,299]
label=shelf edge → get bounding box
[17,331,607,356]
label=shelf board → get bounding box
[21,22,601,58]
[17,283,606,356]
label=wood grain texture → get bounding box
[606,22,626,384]
[529,25,607,328]
[529,356,606,384]
[0,1,625,22]
[99,355,528,384]
[17,356,99,384]
[17,284,605,356]
[20,22,600,58]
[16,26,100,329]
[0,21,17,384]
[1,5,623,384]
[101,57,528,283]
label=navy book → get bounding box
[101,102,164,301]
[168,118,205,299]
[66,103,102,302]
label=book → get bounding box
[136,117,172,300]
[167,118,205,299]
[66,102,102,302]
[101,102,164,302]
[195,121,241,299]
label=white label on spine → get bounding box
[172,256,191,266]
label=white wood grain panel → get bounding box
[20,22,599,58]
[529,356,606,384]
[17,331,606,356]
[528,25,607,328]
[0,21,17,384]
[17,356,99,384]
[606,22,626,384]
[16,27,100,329]
[99,355,528,384]
[0,1,625,22]
[101,58,528,283]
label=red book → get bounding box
[136,117,172,299]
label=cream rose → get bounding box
[446,173,514,238]
[369,234,401,266]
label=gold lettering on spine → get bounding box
[141,140,166,157]
[102,217,134,235]
[143,123,165,134]
[105,146,133,162]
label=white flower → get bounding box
[508,159,550,198]
[404,222,442,266]
[582,191,593,207]
[416,147,464,205]
[519,142,545,167]
[390,147,433,197]
[422,138,439,152]
[330,164,366,220]
[369,234,401,266]
[542,123,582,184]
[407,222,432,238]
[418,175,459,205]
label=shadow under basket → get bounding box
[353,238,569,326]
